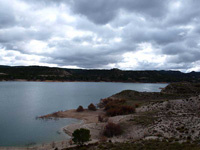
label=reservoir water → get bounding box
[0,82,167,147]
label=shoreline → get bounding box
[0,79,169,84]
[39,109,105,124]
[61,119,84,137]
[39,109,106,149]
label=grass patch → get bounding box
[129,111,158,126]
[111,90,191,102]
[100,98,135,116]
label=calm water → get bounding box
[0,82,167,147]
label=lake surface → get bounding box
[0,82,167,147]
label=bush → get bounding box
[98,98,112,108]
[106,105,135,116]
[103,122,122,137]
[121,105,135,114]
[98,98,134,116]
[106,108,122,116]
[76,105,84,112]
[72,128,91,146]
[98,98,126,108]
[88,103,97,111]
[135,103,139,108]
[104,102,118,111]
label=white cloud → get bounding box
[117,43,167,70]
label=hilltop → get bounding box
[0,65,200,83]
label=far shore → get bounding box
[0,79,168,84]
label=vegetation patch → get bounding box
[106,105,135,116]
[98,98,126,108]
[98,98,135,116]
[72,128,91,146]
[130,111,158,126]
[103,122,123,137]
[161,82,200,94]
[88,103,97,111]
[111,89,192,103]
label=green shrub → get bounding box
[72,128,91,146]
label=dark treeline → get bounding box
[0,65,200,83]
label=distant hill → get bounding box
[0,65,200,83]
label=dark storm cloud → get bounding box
[163,45,184,55]
[0,27,52,43]
[69,0,170,24]
[1,0,200,71]
[48,54,121,68]
[121,24,187,46]
[0,1,16,28]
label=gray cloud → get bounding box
[0,1,17,28]
[69,0,171,24]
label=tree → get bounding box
[72,128,91,146]
[88,103,97,111]
[76,105,84,112]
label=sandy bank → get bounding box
[39,109,106,124]
[40,109,107,141]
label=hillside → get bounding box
[161,82,200,94]
[0,65,200,82]
[38,82,200,150]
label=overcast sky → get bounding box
[0,0,200,72]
